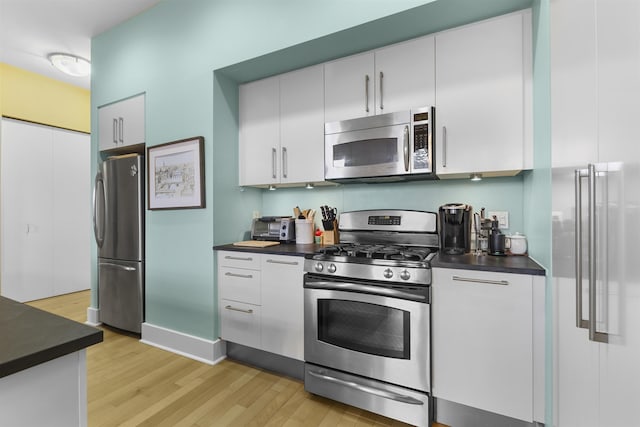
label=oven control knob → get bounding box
[328,263,337,274]
[384,268,393,279]
[400,269,411,281]
[314,262,323,272]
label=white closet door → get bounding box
[52,129,90,295]
[1,119,55,302]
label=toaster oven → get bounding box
[251,216,296,242]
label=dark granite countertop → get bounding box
[214,243,546,276]
[432,253,546,276]
[0,296,103,379]
[213,243,322,257]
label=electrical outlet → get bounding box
[252,211,260,219]
[488,211,509,229]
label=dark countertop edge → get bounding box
[0,297,104,379]
[0,331,103,379]
[432,253,547,276]
[213,243,321,257]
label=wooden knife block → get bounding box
[322,220,339,245]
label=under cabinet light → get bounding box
[268,185,276,191]
[470,173,483,181]
[305,183,314,189]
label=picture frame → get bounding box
[147,136,205,210]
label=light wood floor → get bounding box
[28,291,447,427]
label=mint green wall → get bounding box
[91,0,541,343]
[262,177,527,235]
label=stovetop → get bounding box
[303,209,438,285]
[316,243,436,263]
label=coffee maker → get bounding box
[439,203,472,255]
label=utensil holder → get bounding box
[295,219,314,244]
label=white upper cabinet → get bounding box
[324,52,375,123]
[98,93,145,152]
[435,11,532,178]
[239,64,324,187]
[324,36,435,123]
[239,76,280,187]
[373,36,435,115]
[279,65,325,185]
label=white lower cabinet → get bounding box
[217,251,304,360]
[432,267,543,422]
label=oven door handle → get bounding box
[307,370,424,405]
[304,280,427,302]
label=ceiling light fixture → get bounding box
[47,53,91,77]
[470,173,483,181]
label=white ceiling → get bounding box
[0,0,162,90]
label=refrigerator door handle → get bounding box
[587,163,608,343]
[93,171,106,248]
[575,168,589,329]
[99,262,136,272]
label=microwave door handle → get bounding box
[403,125,410,172]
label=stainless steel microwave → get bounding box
[324,106,436,183]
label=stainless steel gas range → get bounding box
[303,209,437,427]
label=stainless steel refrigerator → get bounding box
[93,154,145,333]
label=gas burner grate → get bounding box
[319,244,433,262]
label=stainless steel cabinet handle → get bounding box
[587,164,608,343]
[112,118,118,144]
[266,259,299,266]
[365,74,370,113]
[224,305,253,314]
[282,147,288,179]
[272,147,277,179]
[574,168,588,329]
[452,275,509,286]
[224,272,253,279]
[99,262,136,272]
[224,255,253,261]
[307,370,424,405]
[379,71,384,111]
[403,125,410,172]
[442,126,447,167]
[118,117,124,143]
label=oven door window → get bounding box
[317,299,410,359]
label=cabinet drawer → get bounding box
[218,266,260,305]
[217,250,261,270]
[220,299,261,348]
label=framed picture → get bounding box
[147,136,205,210]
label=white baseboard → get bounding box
[140,322,227,365]
[85,307,101,326]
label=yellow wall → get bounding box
[0,63,90,133]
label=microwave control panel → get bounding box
[412,108,432,173]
